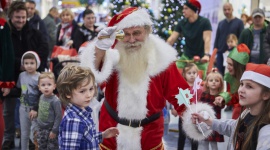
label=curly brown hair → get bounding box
[8,1,27,19]
[56,65,96,105]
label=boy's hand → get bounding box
[49,132,56,139]
[29,110,37,120]
[102,127,119,139]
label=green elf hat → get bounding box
[228,44,250,65]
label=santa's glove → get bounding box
[95,26,117,51]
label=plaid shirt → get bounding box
[59,104,102,150]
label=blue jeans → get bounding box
[3,97,16,141]
[15,98,20,129]
[216,52,225,76]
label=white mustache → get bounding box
[125,42,142,48]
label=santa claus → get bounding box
[80,7,189,150]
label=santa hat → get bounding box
[21,51,41,68]
[184,0,201,14]
[241,63,270,88]
[0,0,7,10]
[228,44,250,65]
[108,7,153,30]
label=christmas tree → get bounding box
[109,0,156,33]
[110,0,150,16]
[154,0,185,55]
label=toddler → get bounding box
[36,72,62,150]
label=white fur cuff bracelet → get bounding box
[182,102,216,141]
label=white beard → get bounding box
[115,38,151,84]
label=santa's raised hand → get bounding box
[95,26,117,51]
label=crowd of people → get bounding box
[0,0,270,150]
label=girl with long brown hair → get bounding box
[192,63,270,150]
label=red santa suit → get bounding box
[80,7,189,150]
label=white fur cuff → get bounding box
[80,42,119,83]
[182,102,216,141]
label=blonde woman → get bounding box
[56,8,78,49]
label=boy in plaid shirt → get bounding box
[57,65,119,150]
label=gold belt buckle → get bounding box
[128,119,142,127]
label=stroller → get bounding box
[49,45,81,81]
[50,57,80,81]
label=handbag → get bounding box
[51,46,77,58]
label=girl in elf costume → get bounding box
[0,9,15,150]
[215,44,250,119]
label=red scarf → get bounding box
[58,23,73,42]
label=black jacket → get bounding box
[73,24,99,51]
[9,20,49,81]
[29,14,49,42]
[264,24,270,63]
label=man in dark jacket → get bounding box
[25,0,49,42]
[2,1,48,149]
[238,8,268,64]
[43,6,59,57]
[214,2,244,75]
[264,23,270,63]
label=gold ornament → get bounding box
[145,3,149,8]
[125,1,130,5]
[168,30,172,35]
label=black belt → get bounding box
[104,100,161,128]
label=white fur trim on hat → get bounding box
[241,71,270,88]
[21,51,41,68]
[115,8,153,30]
[182,102,216,141]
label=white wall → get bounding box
[199,0,223,53]
[229,0,252,17]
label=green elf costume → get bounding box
[219,44,250,119]
[0,1,15,148]
[0,18,15,89]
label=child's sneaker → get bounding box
[16,128,21,138]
